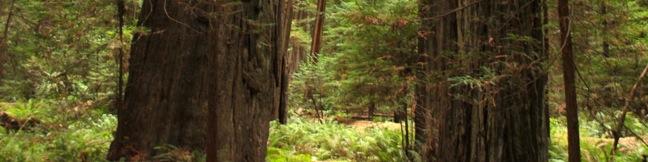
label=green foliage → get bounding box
[267,118,407,162]
[549,117,648,162]
[0,100,116,162]
[289,0,419,115]
[0,0,139,101]
[266,147,313,162]
[544,0,648,153]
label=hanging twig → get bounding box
[610,62,648,161]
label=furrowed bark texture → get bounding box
[108,0,211,159]
[205,0,286,161]
[416,0,549,161]
[109,0,288,161]
[277,0,294,124]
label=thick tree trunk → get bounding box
[416,0,549,161]
[558,0,582,161]
[205,0,287,161]
[108,0,288,161]
[107,1,212,160]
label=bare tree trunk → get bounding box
[205,0,287,161]
[113,0,126,113]
[107,0,212,160]
[277,0,294,124]
[558,0,582,161]
[310,0,326,60]
[416,0,549,161]
[110,0,288,161]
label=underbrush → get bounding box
[269,117,648,162]
[0,100,116,162]
[549,117,648,162]
[267,118,407,162]
[1,100,646,162]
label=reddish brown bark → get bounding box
[107,0,211,159]
[416,0,549,161]
[108,0,289,161]
[277,0,294,124]
[558,0,582,161]
[205,0,288,161]
[310,0,326,59]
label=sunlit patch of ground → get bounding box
[348,120,402,131]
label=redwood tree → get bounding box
[205,0,290,160]
[107,0,213,159]
[108,0,290,160]
[558,0,582,161]
[416,0,549,161]
[310,0,326,59]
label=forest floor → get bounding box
[0,100,647,162]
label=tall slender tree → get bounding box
[277,0,294,124]
[113,0,126,114]
[416,0,549,161]
[310,0,326,59]
[558,0,582,161]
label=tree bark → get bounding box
[113,0,126,114]
[416,0,549,161]
[205,0,287,161]
[310,0,326,60]
[107,0,212,160]
[108,0,288,161]
[558,0,582,161]
[277,0,294,124]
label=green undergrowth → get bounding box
[267,118,407,162]
[549,117,648,162]
[1,100,646,162]
[0,99,116,162]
